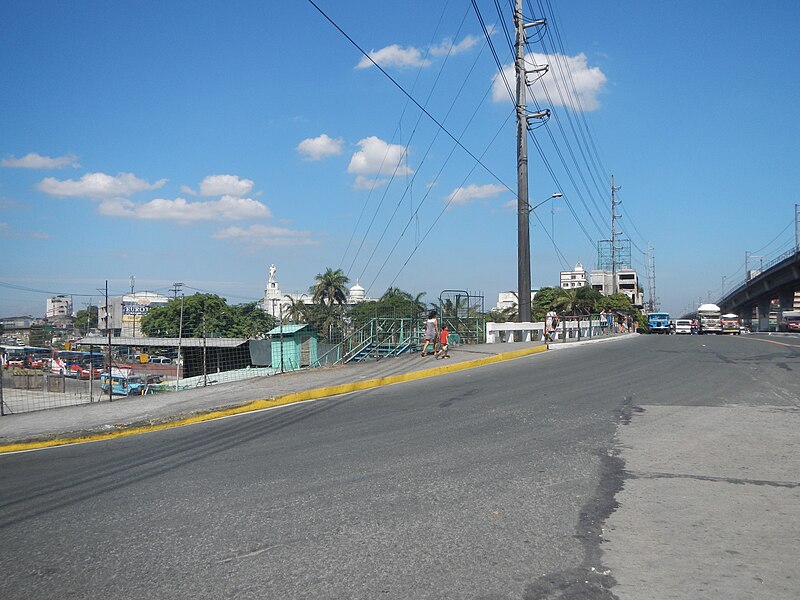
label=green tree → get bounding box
[309,268,350,342]
[75,305,99,334]
[141,294,276,338]
[532,287,568,321]
[283,295,308,324]
[225,302,276,338]
[311,268,350,309]
[597,293,635,313]
[553,286,603,315]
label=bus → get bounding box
[1,345,50,369]
[53,350,105,379]
[720,313,741,334]
[697,303,722,334]
[647,312,671,334]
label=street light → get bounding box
[528,192,563,213]
[528,194,563,295]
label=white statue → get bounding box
[268,263,277,283]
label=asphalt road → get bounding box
[1,334,798,599]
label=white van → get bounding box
[148,356,173,364]
[674,319,693,335]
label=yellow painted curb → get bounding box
[0,345,547,454]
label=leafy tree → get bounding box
[532,287,568,321]
[554,286,603,315]
[283,295,308,324]
[140,293,276,338]
[597,293,635,313]
[75,305,99,334]
[439,294,481,319]
[308,268,350,342]
[311,268,349,309]
[225,302,276,338]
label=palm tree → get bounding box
[311,268,350,309]
[284,295,308,324]
[311,268,350,342]
[553,288,578,315]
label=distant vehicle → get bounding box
[674,319,693,334]
[58,351,104,378]
[697,303,722,334]
[647,312,671,334]
[778,311,800,332]
[720,313,741,335]
[100,373,151,396]
[148,356,173,364]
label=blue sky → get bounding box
[2,0,799,318]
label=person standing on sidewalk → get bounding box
[545,308,558,342]
[421,310,438,356]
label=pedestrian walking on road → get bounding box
[421,310,438,356]
[599,309,609,336]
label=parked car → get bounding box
[674,319,693,335]
[148,356,173,364]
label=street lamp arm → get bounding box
[528,192,563,212]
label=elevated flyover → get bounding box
[718,249,800,331]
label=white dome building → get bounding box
[348,282,366,304]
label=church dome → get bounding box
[349,283,365,302]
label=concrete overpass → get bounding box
[717,248,800,331]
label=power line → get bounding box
[307,0,516,197]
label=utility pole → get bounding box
[105,280,112,402]
[173,282,184,391]
[611,176,621,295]
[646,243,657,312]
[514,0,547,322]
[795,203,799,253]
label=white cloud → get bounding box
[446,183,506,205]
[492,52,607,111]
[348,136,412,179]
[1,152,80,169]
[98,195,270,222]
[212,224,318,247]
[198,174,254,197]
[297,134,344,161]
[356,44,431,69]
[353,175,388,190]
[356,34,482,69]
[36,172,166,199]
[0,222,50,239]
[429,34,479,57]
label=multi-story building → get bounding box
[46,295,73,318]
[591,269,644,308]
[99,292,170,337]
[560,262,588,290]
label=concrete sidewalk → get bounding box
[0,341,552,451]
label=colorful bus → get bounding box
[697,303,722,334]
[720,313,741,334]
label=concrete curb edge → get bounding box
[0,344,548,454]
